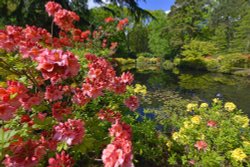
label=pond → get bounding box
[120,64,250,115]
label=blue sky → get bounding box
[138,0,175,11]
[88,0,176,12]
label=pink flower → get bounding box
[44,85,63,102]
[105,17,115,23]
[102,140,133,167]
[36,49,80,83]
[20,94,42,110]
[0,102,16,121]
[109,121,132,140]
[189,159,196,165]
[72,88,90,105]
[120,72,134,85]
[117,18,129,30]
[53,9,79,31]
[81,30,91,40]
[109,77,126,94]
[3,140,46,167]
[52,102,71,121]
[194,140,208,151]
[207,120,217,127]
[53,119,85,145]
[98,109,121,123]
[48,151,74,167]
[45,1,62,16]
[102,121,133,167]
[124,96,139,111]
[37,113,47,121]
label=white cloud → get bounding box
[165,10,170,14]
[87,0,111,9]
[87,0,101,9]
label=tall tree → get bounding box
[232,7,250,53]
[210,0,248,52]
[128,23,149,53]
[148,10,171,57]
[167,0,212,53]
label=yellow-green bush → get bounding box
[168,100,250,166]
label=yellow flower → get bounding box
[183,121,194,129]
[166,140,173,150]
[200,103,208,109]
[134,84,147,95]
[172,132,180,141]
[224,102,236,112]
[233,115,249,128]
[191,115,201,124]
[231,148,247,161]
[0,82,7,87]
[243,141,250,148]
[212,98,220,104]
[186,103,198,112]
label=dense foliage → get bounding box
[168,100,250,166]
[0,2,162,166]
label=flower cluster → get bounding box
[0,1,136,166]
[117,18,129,30]
[45,1,79,31]
[48,151,74,167]
[194,140,208,151]
[0,81,43,120]
[124,95,139,111]
[169,100,250,166]
[53,119,85,145]
[224,102,237,112]
[98,109,122,123]
[231,148,247,162]
[102,120,133,167]
[3,139,47,167]
[73,54,134,105]
[36,49,80,83]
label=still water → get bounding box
[122,65,250,115]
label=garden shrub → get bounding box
[179,40,218,70]
[163,60,174,70]
[218,53,249,73]
[115,57,135,65]
[168,99,250,166]
[136,52,154,58]
[0,2,167,167]
[181,40,218,59]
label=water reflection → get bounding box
[122,64,250,115]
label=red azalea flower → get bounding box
[105,17,115,23]
[102,120,133,167]
[98,109,122,123]
[44,85,64,102]
[194,140,208,151]
[45,1,62,16]
[124,96,139,111]
[0,102,16,121]
[3,139,46,167]
[52,102,71,121]
[53,119,85,145]
[207,120,217,127]
[117,18,129,30]
[120,72,134,85]
[48,151,74,167]
[189,159,196,165]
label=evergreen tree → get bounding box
[232,7,250,53]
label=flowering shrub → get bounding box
[167,99,250,166]
[0,1,140,166]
